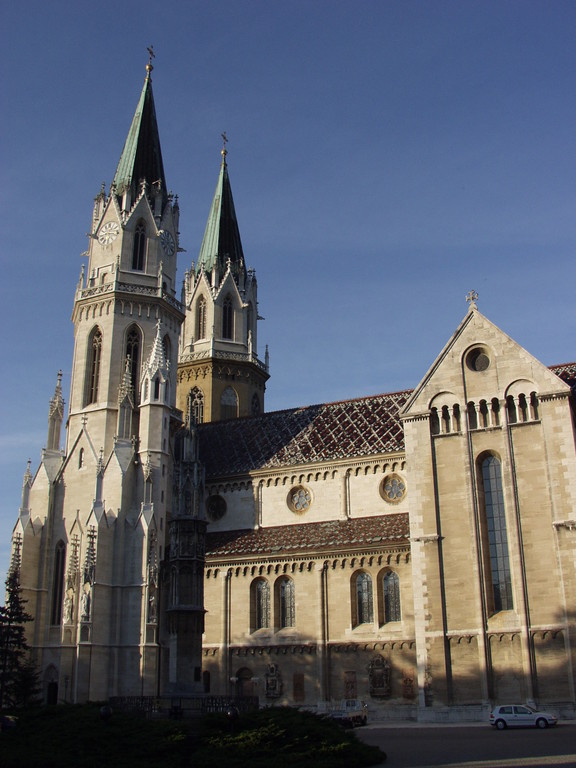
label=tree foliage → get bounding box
[0,568,40,709]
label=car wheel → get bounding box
[496,719,507,730]
[536,718,548,729]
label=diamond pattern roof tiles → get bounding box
[550,362,576,394]
[197,365,574,480]
[198,391,410,478]
[206,514,410,559]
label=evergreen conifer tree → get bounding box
[0,567,38,709]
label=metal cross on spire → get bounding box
[146,45,155,74]
[221,131,228,162]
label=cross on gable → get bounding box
[466,290,479,308]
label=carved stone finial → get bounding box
[466,290,479,309]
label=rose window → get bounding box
[380,474,406,504]
[288,486,312,514]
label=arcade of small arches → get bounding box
[430,388,541,435]
[205,552,410,580]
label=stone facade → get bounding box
[9,66,576,720]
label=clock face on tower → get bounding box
[98,221,120,245]
[160,230,176,256]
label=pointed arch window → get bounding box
[51,541,66,625]
[197,297,207,340]
[163,334,171,368]
[383,571,401,623]
[125,325,141,400]
[189,387,204,424]
[221,386,238,420]
[170,567,178,607]
[251,578,270,631]
[132,220,146,271]
[222,295,233,340]
[86,327,102,405]
[352,571,373,627]
[479,454,513,614]
[277,577,295,629]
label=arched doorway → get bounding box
[44,664,59,705]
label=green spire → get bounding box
[113,59,167,209]
[196,138,246,282]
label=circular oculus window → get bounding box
[206,494,227,521]
[466,347,491,372]
[380,474,407,504]
[287,485,312,514]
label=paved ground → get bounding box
[355,721,576,768]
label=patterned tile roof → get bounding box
[550,362,576,394]
[198,391,410,479]
[198,364,574,480]
[206,513,410,559]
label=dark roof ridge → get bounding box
[549,361,576,370]
[199,387,413,431]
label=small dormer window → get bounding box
[132,221,146,271]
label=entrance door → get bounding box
[47,681,58,705]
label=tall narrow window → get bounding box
[163,334,171,368]
[383,571,401,622]
[132,221,146,270]
[353,572,373,626]
[252,579,270,631]
[197,297,207,339]
[247,302,254,338]
[86,327,102,404]
[467,402,478,431]
[277,577,295,628]
[51,541,66,625]
[222,295,233,339]
[530,392,539,421]
[221,387,238,420]
[189,387,204,424]
[480,455,513,613]
[125,325,141,399]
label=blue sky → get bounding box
[1,0,575,586]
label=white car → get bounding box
[490,704,558,729]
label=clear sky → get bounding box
[1,0,575,587]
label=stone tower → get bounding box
[11,59,206,702]
[177,141,269,423]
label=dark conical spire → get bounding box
[113,56,167,210]
[195,137,246,283]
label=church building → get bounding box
[10,62,576,720]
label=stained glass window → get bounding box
[481,455,513,613]
[383,571,401,622]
